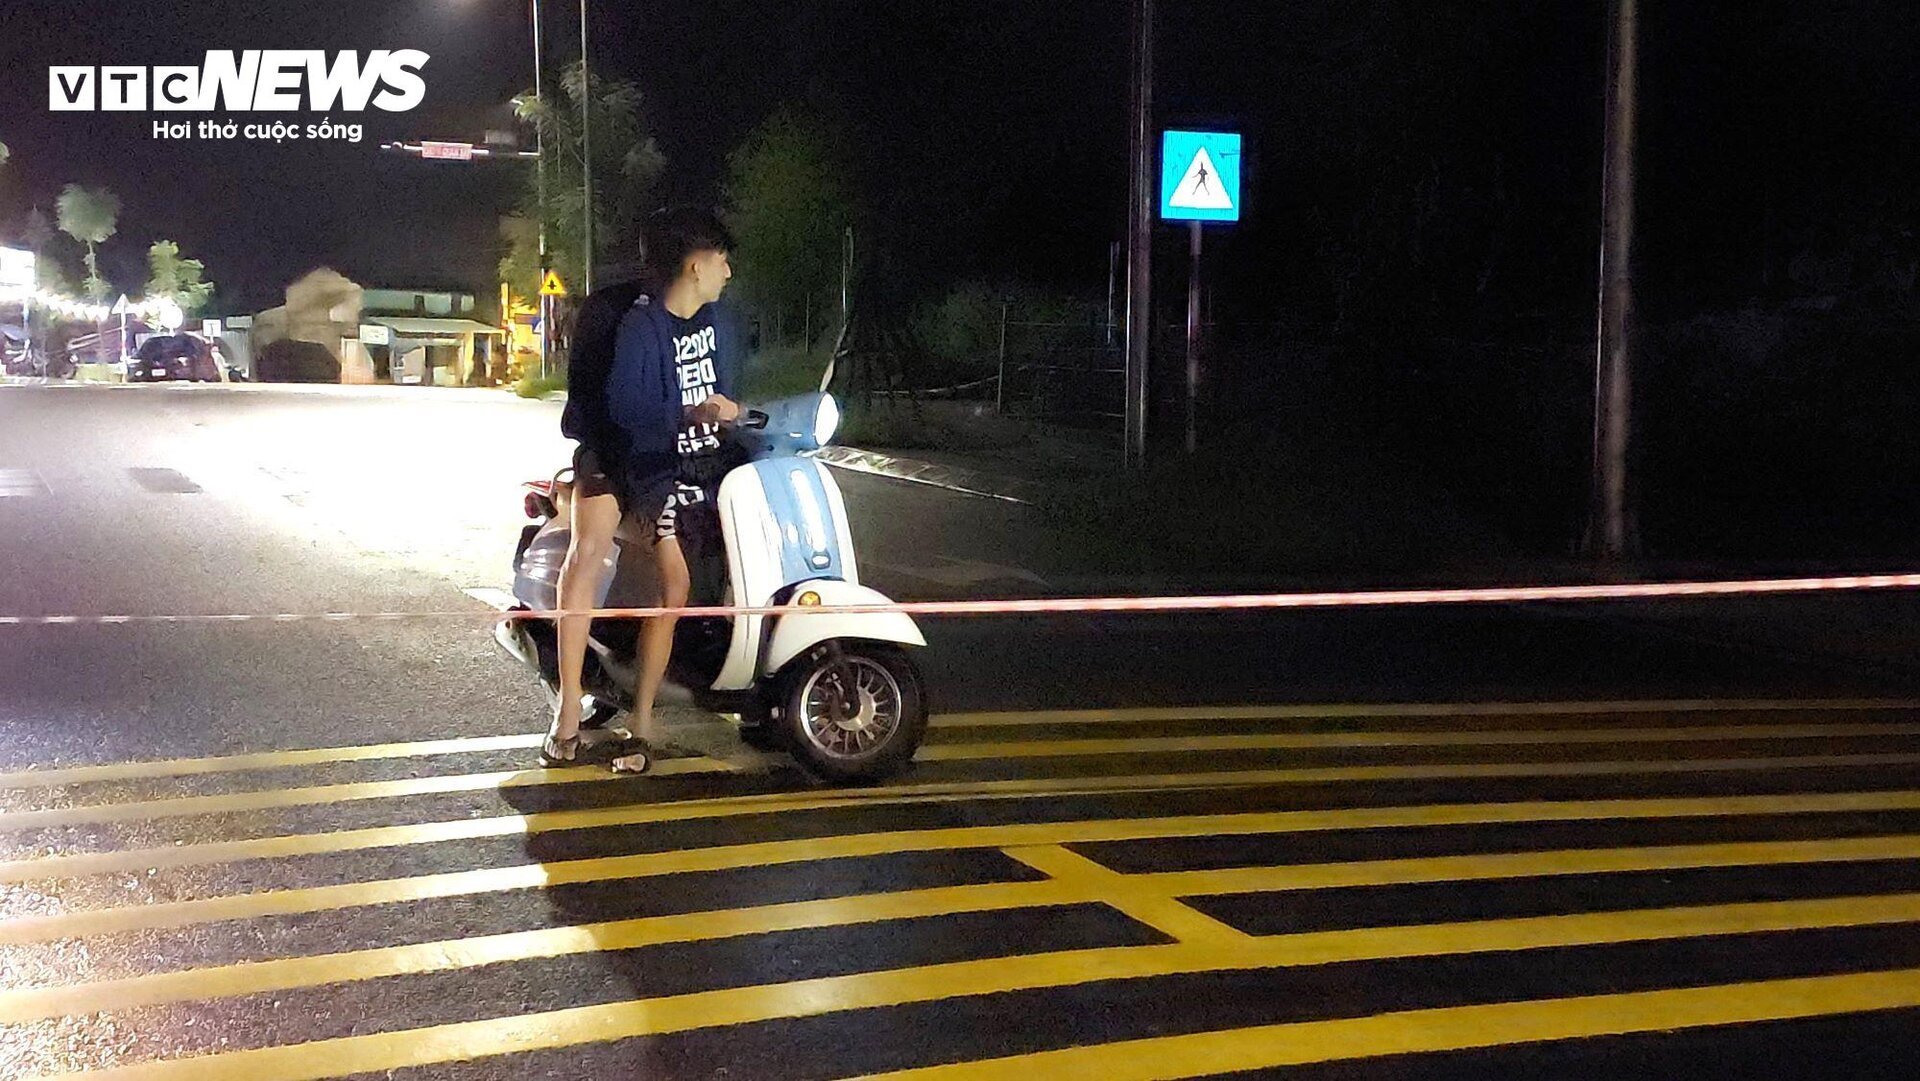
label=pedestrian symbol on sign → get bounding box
[1169,147,1234,211]
[1160,130,1243,223]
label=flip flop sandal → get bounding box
[538,733,580,768]
[610,740,655,775]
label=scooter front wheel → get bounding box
[780,644,926,782]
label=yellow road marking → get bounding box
[1005,845,1252,945]
[918,723,1920,761]
[7,834,1916,1021]
[0,758,731,832]
[11,722,1908,832]
[5,749,1918,886]
[0,734,546,790]
[7,790,1920,944]
[1146,833,1920,896]
[7,744,1912,837]
[0,880,1081,1023]
[12,720,1906,834]
[3,700,1906,790]
[932,699,1920,728]
[849,968,1920,1079]
[29,896,1920,1080]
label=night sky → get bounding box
[3,1,1919,323]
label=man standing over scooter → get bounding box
[540,211,741,768]
[599,209,744,774]
[539,269,647,767]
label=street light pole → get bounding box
[1590,0,1640,559]
[578,0,594,295]
[1123,0,1155,469]
[531,0,551,377]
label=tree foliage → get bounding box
[146,240,215,314]
[724,107,854,346]
[56,184,120,301]
[500,61,666,299]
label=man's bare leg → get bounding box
[614,533,691,779]
[615,535,690,771]
[547,490,625,760]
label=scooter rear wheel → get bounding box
[779,644,925,782]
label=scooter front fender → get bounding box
[760,580,925,681]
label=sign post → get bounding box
[111,294,131,362]
[1160,129,1243,455]
[538,271,568,382]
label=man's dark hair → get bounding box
[643,208,734,289]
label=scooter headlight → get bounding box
[812,394,840,448]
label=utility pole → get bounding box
[531,0,551,378]
[1123,0,1155,469]
[579,0,595,295]
[1590,0,1640,559]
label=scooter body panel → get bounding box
[712,457,854,691]
[511,521,618,611]
[761,578,926,679]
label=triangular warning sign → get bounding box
[1168,147,1234,211]
[539,271,568,297]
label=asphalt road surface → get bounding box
[3,381,1919,1080]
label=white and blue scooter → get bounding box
[497,392,930,782]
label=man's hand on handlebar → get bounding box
[688,393,742,427]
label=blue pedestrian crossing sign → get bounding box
[1161,130,1243,223]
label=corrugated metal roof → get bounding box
[372,317,504,337]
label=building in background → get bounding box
[244,269,504,386]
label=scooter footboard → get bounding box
[760,580,925,680]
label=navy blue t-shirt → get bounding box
[670,307,724,463]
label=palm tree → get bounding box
[56,184,120,301]
[503,62,665,297]
[145,240,215,314]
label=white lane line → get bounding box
[0,468,51,497]
[463,587,519,611]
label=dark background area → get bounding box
[3,0,1918,560]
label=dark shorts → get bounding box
[571,444,632,512]
[639,480,719,545]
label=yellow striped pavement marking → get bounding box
[6,750,1920,885]
[0,758,731,832]
[10,721,1910,831]
[27,894,1920,1080]
[3,744,1920,837]
[0,879,1081,1022]
[931,699,1920,728]
[1007,844,1252,945]
[917,723,1920,761]
[7,790,1920,944]
[10,833,1917,1021]
[849,967,1920,1079]
[1143,833,1920,896]
[12,830,1920,1023]
[0,734,546,790]
[4,699,1907,790]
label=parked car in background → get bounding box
[128,333,228,382]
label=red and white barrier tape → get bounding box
[2,573,1917,626]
